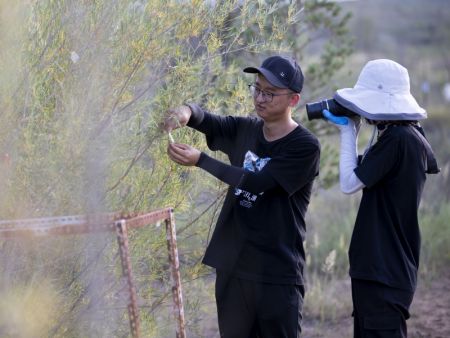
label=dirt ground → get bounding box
[200,272,450,337]
[408,271,450,338]
[302,272,450,338]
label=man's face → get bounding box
[252,74,297,122]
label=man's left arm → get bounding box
[167,143,278,193]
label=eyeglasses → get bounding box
[248,84,294,103]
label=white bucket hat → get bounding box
[334,59,427,121]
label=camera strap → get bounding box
[410,125,440,174]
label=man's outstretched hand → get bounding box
[167,143,201,166]
[162,105,192,132]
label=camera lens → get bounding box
[306,99,334,121]
[306,99,357,121]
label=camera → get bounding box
[306,99,357,121]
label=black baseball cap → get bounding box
[243,55,304,93]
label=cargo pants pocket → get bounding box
[363,314,402,338]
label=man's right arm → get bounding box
[165,103,244,155]
[185,103,205,129]
[163,105,194,132]
[163,103,205,130]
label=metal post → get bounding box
[165,209,186,338]
[116,219,141,338]
[0,208,185,338]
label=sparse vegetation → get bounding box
[0,0,448,337]
[0,1,353,337]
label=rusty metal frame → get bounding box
[0,208,186,338]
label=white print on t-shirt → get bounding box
[234,150,271,208]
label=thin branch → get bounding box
[91,20,184,139]
[106,134,158,193]
[178,188,227,235]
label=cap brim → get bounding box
[243,66,288,89]
[334,87,427,121]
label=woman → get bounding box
[324,59,439,338]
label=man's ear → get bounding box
[289,93,301,107]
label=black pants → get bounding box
[215,271,304,338]
[351,279,415,338]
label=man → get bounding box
[324,59,439,338]
[163,55,320,337]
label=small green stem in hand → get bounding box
[168,131,175,143]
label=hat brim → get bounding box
[334,87,427,121]
[243,67,288,89]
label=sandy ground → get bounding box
[302,272,450,338]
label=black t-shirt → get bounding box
[352,125,428,291]
[187,104,320,285]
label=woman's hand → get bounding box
[323,109,361,135]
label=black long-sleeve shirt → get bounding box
[187,103,320,285]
